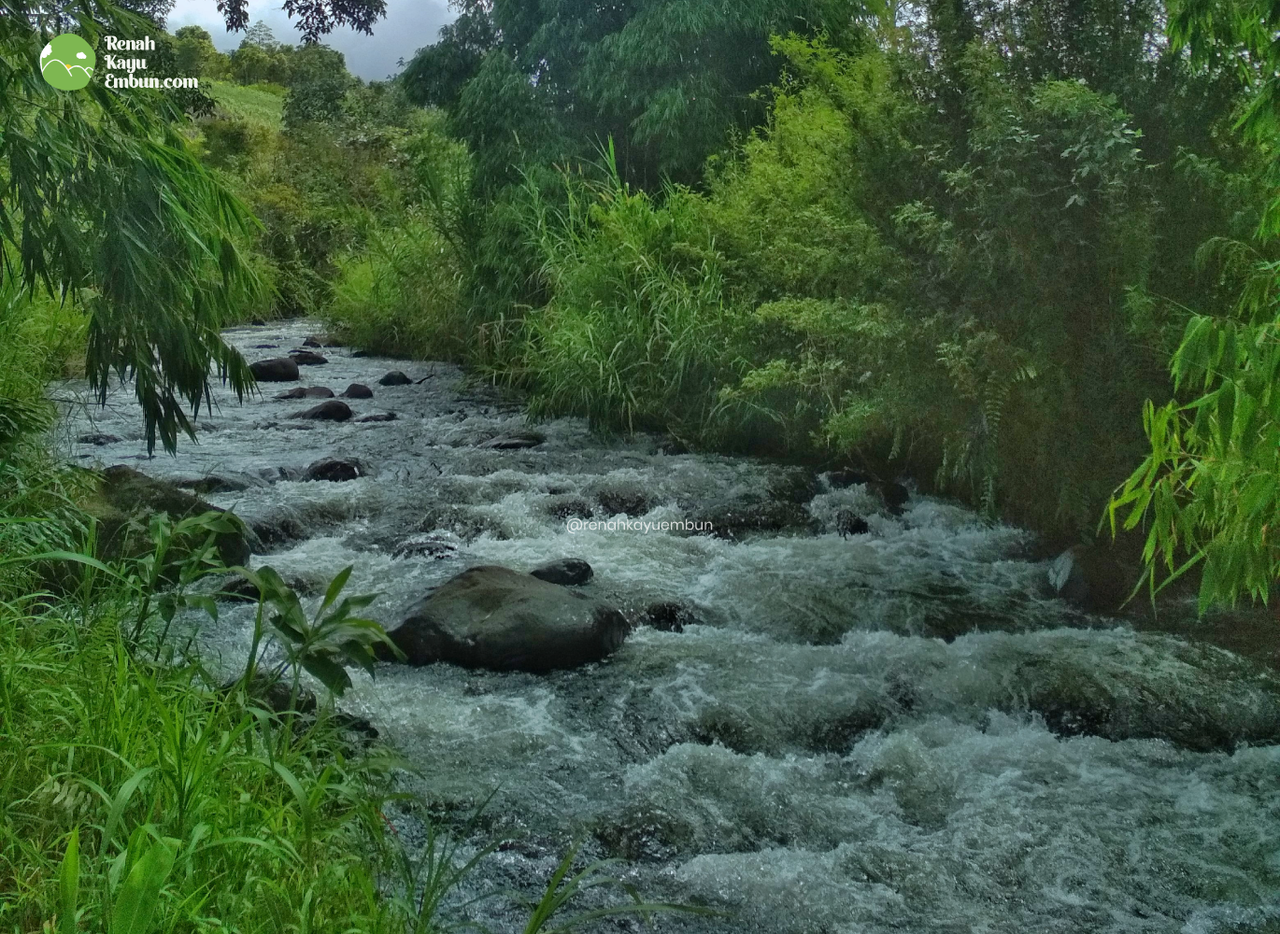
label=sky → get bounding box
[167,0,454,81]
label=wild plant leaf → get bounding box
[109,838,176,934]
[299,653,353,695]
[58,828,80,934]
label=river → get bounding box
[58,320,1280,934]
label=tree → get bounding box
[1110,0,1280,610]
[402,0,862,186]
[244,19,279,50]
[174,24,227,77]
[400,3,498,109]
[283,44,355,127]
[1,0,260,452]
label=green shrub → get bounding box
[324,213,465,358]
[519,153,743,434]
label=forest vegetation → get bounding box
[3,0,1280,929]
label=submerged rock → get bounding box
[275,386,335,400]
[378,370,413,386]
[643,600,698,633]
[304,458,366,482]
[530,557,593,586]
[356,412,397,423]
[392,531,462,560]
[77,432,122,446]
[480,430,546,450]
[826,469,910,512]
[249,357,299,382]
[835,510,870,537]
[288,400,352,422]
[176,474,256,495]
[701,501,817,541]
[289,350,328,365]
[380,565,629,672]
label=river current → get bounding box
[58,321,1280,933]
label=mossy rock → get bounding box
[87,465,251,567]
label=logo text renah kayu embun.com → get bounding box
[100,35,199,89]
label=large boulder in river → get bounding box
[380,565,630,672]
[250,357,299,382]
[275,386,334,400]
[88,465,251,567]
[288,400,352,422]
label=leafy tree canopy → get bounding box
[403,0,862,185]
[1,0,263,451]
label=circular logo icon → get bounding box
[40,34,95,90]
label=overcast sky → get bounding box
[168,0,454,81]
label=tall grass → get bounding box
[323,214,467,360]
[0,559,396,932]
[516,151,743,435]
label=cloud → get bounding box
[168,0,453,81]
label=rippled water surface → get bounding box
[59,322,1280,933]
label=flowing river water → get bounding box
[58,321,1280,933]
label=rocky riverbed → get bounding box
[58,321,1280,934]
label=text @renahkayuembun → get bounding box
[566,517,713,534]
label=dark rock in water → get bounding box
[222,673,318,715]
[701,501,817,541]
[393,532,462,560]
[827,468,875,489]
[836,510,870,538]
[90,465,250,567]
[351,349,373,358]
[1003,632,1280,752]
[250,357,299,382]
[1048,544,1132,614]
[480,430,545,450]
[544,495,593,521]
[275,386,335,400]
[248,513,307,549]
[77,432,121,446]
[252,343,278,349]
[596,487,651,517]
[288,400,352,422]
[289,350,328,365]
[379,565,630,672]
[879,480,910,512]
[644,601,697,633]
[302,337,322,348]
[304,458,366,483]
[356,412,397,423]
[530,558,593,586]
[768,468,822,504]
[378,370,413,386]
[177,475,254,495]
[341,383,374,399]
[826,469,910,511]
